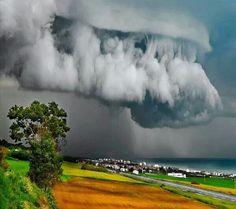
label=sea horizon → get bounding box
[137,158,236,174]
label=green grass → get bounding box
[162,185,236,209]
[142,173,235,189]
[7,159,235,188]
[0,168,43,209]
[7,159,139,183]
[5,159,58,209]
[60,175,72,182]
[7,159,29,175]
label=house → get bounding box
[133,170,139,175]
[168,173,186,178]
[120,168,127,172]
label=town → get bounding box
[79,158,236,180]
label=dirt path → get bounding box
[53,178,213,209]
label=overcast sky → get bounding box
[1,0,236,158]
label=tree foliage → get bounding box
[7,101,70,188]
[29,132,63,189]
[8,101,70,146]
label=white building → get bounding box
[113,165,120,170]
[120,168,127,172]
[133,170,139,175]
[168,173,186,178]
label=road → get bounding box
[122,173,236,203]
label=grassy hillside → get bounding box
[0,168,48,209]
[7,159,139,183]
[3,160,57,209]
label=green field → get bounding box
[142,173,236,189]
[7,159,139,183]
[7,159,29,175]
[162,185,236,209]
[6,159,236,209]
[8,159,234,188]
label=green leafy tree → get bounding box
[7,101,70,188]
[8,101,70,146]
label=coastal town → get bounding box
[80,158,236,180]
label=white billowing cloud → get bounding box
[0,0,78,91]
[168,58,221,109]
[21,30,78,91]
[0,0,222,127]
[58,0,211,52]
[71,24,221,109]
[0,0,56,43]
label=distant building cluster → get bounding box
[78,158,236,179]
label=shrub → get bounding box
[9,147,31,161]
[28,133,63,189]
[0,146,9,170]
[191,181,200,185]
[81,163,108,172]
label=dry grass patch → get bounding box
[53,178,213,209]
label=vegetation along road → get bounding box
[123,173,236,202]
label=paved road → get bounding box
[122,173,236,203]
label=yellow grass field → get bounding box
[53,178,213,209]
[192,184,236,196]
[62,162,140,183]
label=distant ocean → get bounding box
[140,158,236,174]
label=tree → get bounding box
[8,101,70,188]
[8,101,70,146]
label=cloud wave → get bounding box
[0,0,222,127]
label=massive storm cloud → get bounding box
[0,0,222,127]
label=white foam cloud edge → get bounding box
[58,0,211,52]
[0,0,222,126]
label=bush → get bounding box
[29,133,63,189]
[191,181,200,185]
[8,147,31,161]
[81,163,108,172]
[0,146,9,170]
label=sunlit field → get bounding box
[53,178,213,209]
[143,173,235,188]
[141,173,236,196]
[8,159,236,195]
[62,162,140,183]
[7,159,139,183]
[7,159,235,209]
[7,159,29,175]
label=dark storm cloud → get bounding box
[133,116,236,158]
[1,81,236,158]
[0,84,135,158]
